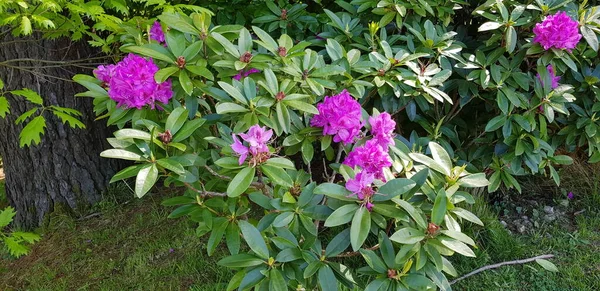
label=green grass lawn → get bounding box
[1,163,600,290]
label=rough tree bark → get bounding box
[0,33,121,229]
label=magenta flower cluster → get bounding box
[93,53,173,109]
[231,125,273,165]
[533,11,582,51]
[311,90,363,145]
[150,21,166,45]
[345,172,375,211]
[233,68,261,81]
[536,64,561,89]
[369,112,396,148]
[344,139,392,181]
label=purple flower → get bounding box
[369,112,396,148]
[233,68,261,81]
[365,201,374,212]
[536,64,561,89]
[101,53,173,109]
[231,125,273,165]
[93,64,116,84]
[345,171,375,200]
[169,248,175,253]
[231,134,249,165]
[311,90,363,145]
[344,139,392,180]
[150,21,166,44]
[567,192,574,200]
[533,11,582,51]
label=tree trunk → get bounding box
[0,34,121,229]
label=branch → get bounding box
[449,254,555,285]
[183,182,227,197]
[334,244,380,258]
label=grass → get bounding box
[0,160,599,290]
[451,159,600,291]
[0,184,231,290]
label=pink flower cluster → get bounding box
[533,11,582,51]
[345,172,375,211]
[344,139,392,181]
[233,68,261,81]
[231,125,273,166]
[93,54,173,109]
[150,21,166,44]
[311,90,363,145]
[369,112,396,148]
[536,64,561,89]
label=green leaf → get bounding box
[20,16,32,35]
[284,100,319,114]
[0,206,17,228]
[536,258,558,272]
[374,178,416,201]
[269,269,287,290]
[552,155,573,165]
[478,21,502,31]
[100,149,144,161]
[179,70,194,96]
[110,165,144,183]
[11,88,42,105]
[505,26,517,53]
[325,229,351,257]
[15,108,38,124]
[216,102,249,114]
[4,237,29,258]
[217,254,264,268]
[485,115,507,132]
[121,45,175,63]
[166,107,188,134]
[439,237,475,257]
[441,230,476,246]
[360,249,388,273]
[260,164,293,187]
[350,206,371,251]
[211,32,241,58]
[158,13,200,34]
[318,265,338,291]
[135,164,158,198]
[252,26,278,52]
[114,129,151,141]
[208,218,228,255]
[459,173,490,188]
[157,158,185,174]
[172,118,205,143]
[238,220,270,260]
[0,97,9,118]
[226,222,241,255]
[51,111,85,129]
[218,81,248,105]
[431,190,447,225]
[275,248,302,262]
[155,67,179,83]
[324,204,359,227]
[428,142,452,175]
[314,183,355,201]
[227,167,255,197]
[265,157,295,169]
[581,25,599,52]
[394,198,428,229]
[390,227,425,244]
[452,208,484,226]
[19,116,46,147]
[409,153,449,176]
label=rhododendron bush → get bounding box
[62,0,600,290]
